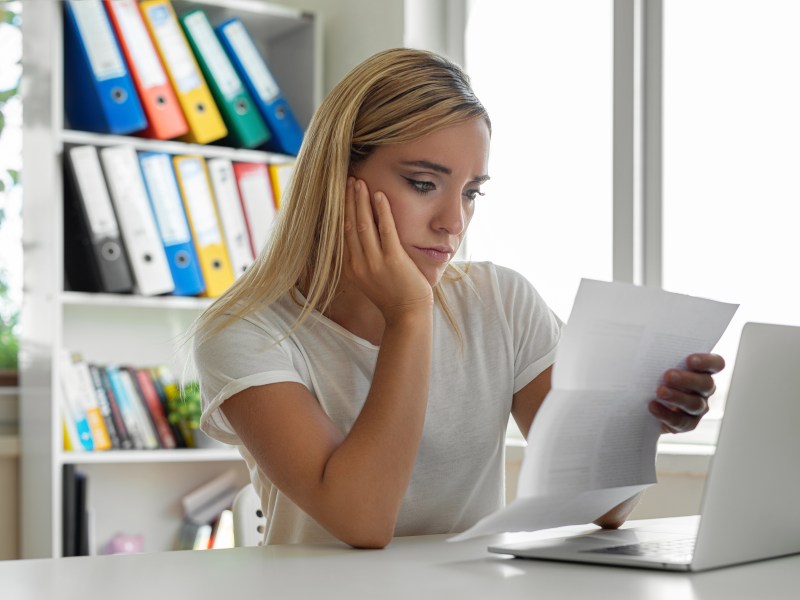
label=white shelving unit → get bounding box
[20,0,321,558]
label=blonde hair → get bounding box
[194,48,490,343]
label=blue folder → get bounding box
[138,151,206,296]
[216,18,304,156]
[63,0,147,135]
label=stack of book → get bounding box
[60,349,206,452]
[175,470,239,550]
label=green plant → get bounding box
[166,380,202,447]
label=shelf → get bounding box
[21,0,320,559]
[59,448,241,465]
[60,291,213,311]
[60,129,295,164]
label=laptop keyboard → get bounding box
[583,538,696,563]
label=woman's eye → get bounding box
[404,177,436,194]
[464,189,486,201]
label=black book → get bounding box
[62,464,77,557]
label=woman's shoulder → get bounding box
[449,260,530,292]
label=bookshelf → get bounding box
[20,0,322,558]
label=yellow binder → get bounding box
[139,0,227,145]
[172,155,235,297]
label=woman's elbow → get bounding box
[333,518,395,549]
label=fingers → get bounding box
[343,178,365,265]
[353,179,381,255]
[662,368,716,399]
[650,352,726,434]
[372,191,401,250]
[649,400,703,434]
[686,353,725,374]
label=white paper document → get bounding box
[450,279,738,541]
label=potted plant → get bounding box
[165,380,223,449]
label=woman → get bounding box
[193,48,723,549]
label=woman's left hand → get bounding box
[649,353,726,434]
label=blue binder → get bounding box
[63,0,147,135]
[216,18,304,156]
[138,151,206,296]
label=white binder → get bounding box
[99,145,174,296]
[233,162,277,256]
[207,158,254,277]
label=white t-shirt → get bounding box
[195,262,562,545]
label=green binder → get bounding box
[179,9,270,149]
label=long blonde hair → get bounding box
[194,48,490,342]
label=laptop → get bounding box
[488,322,800,572]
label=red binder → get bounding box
[104,0,188,140]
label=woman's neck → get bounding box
[324,284,386,346]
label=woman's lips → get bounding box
[414,246,454,263]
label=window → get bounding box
[0,0,22,377]
[464,0,614,322]
[662,0,800,413]
[465,0,799,445]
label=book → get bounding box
[104,365,147,450]
[181,470,239,526]
[118,366,161,449]
[86,363,124,450]
[70,353,112,451]
[94,364,135,450]
[59,350,95,452]
[134,367,177,449]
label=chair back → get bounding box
[232,484,266,547]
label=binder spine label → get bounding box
[146,4,202,92]
[178,159,222,246]
[140,154,192,245]
[112,0,167,88]
[183,12,243,100]
[70,0,126,81]
[224,21,280,102]
[70,147,119,238]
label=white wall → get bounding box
[271,0,406,94]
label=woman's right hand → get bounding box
[343,177,433,322]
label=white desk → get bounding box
[3,518,797,600]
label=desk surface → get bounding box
[3,517,797,600]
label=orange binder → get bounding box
[104,0,188,140]
[139,0,227,145]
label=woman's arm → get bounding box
[221,179,434,549]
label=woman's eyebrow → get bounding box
[400,160,490,183]
[400,159,451,174]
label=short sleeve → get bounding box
[193,315,306,444]
[493,265,563,393]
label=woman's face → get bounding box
[350,118,491,286]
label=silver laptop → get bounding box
[489,322,800,572]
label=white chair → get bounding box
[231,484,266,547]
